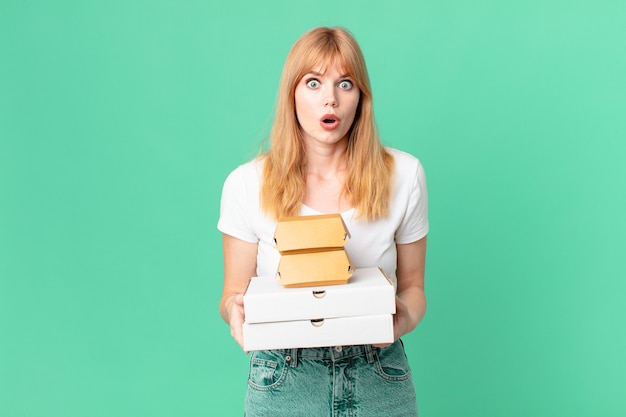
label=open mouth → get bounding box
[320,114,341,130]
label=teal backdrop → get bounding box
[1,1,625,416]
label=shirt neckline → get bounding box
[301,204,355,216]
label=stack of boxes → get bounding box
[275,214,352,287]
[242,214,396,351]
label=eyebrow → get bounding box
[305,71,352,78]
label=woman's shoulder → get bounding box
[385,147,423,171]
[224,156,265,181]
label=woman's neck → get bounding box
[302,139,351,213]
[304,139,348,179]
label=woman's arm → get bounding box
[219,233,258,350]
[392,236,428,341]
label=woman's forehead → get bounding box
[305,56,351,76]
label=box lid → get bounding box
[277,249,352,288]
[274,214,350,253]
[244,267,395,323]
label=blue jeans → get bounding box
[244,340,418,416]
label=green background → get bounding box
[1,0,625,416]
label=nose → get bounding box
[324,87,337,107]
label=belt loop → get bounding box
[365,345,375,364]
[288,348,299,368]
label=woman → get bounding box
[218,27,428,416]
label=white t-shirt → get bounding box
[217,148,428,288]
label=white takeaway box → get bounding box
[243,267,396,324]
[242,314,393,351]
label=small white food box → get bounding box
[242,267,396,351]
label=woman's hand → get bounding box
[220,234,258,354]
[229,294,247,352]
[391,295,413,342]
[373,296,413,348]
[373,237,427,348]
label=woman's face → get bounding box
[294,64,360,149]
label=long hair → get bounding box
[260,27,393,221]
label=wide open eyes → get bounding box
[305,78,354,90]
[306,79,321,89]
[339,80,353,90]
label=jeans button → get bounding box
[334,346,342,352]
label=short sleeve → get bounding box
[217,164,259,243]
[395,159,429,244]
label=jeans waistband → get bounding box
[270,344,377,367]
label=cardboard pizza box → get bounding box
[244,267,395,324]
[243,314,393,351]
